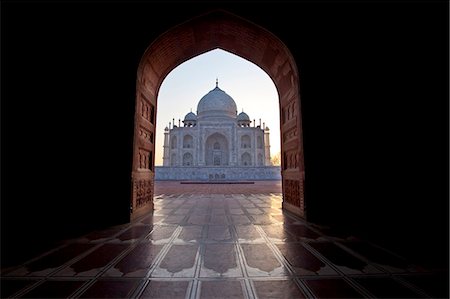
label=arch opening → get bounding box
[131,9,305,220]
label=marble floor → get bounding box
[1,182,447,298]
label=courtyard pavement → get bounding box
[1,181,447,298]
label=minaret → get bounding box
[264,126,271,166]
[162,126,170,166]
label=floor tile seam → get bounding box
[341,275,378,298]
[299,242,383,298]
[5,277,48,298]
[242,279,256,299]
[187,243,206,299]
[131,226,184,298]
[28,242,109,279]
[126,224,158,244]
[292,277,317,298]
[1,243,69,276]
[87,224,162,278]
[187,279,199,299]
[230,226,258,299]
[70,223,143,248]
[3,241,101,278]
[143,226,184,279]
[363,238,420,269]
[270,215,414,273]
[284,209,419,271]
[332,241,391,274]
[171,210,193,226]
[66,278,98,299]
[253,225,316,298]
[253,225,299,275]
[390,274,434,298]
[89,239,147,280]
[129,278,150,298]
[235,199,259,225]
[300,242,348,277]
[193,241,206,279]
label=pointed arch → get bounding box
[132,9,305,220]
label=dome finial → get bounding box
[216,78,218,88]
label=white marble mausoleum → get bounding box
[155,81,281,181]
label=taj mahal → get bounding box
[155,80,281,181]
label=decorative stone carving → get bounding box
[140,94,155,124]
[284,179,304,213]
[283,150,299,170]
[132,179,153,210]
[139,148,152,170]
[283,127,297,142]
[139,126,154,143]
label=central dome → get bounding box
[197,85,237,118]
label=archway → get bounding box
[204,133,229,166]
[131,9,305,220]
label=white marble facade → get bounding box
[158,81,280,180]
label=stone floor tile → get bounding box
[309,242,377,274]
[201,244,241,277]
[354,276,425,298]
[2,182,446,299]
[139,280,190,299]
[305,278,364,298]
[19,280,85,298]
[147,226,177,243]
[253,279,307,298]
[176,226,203,243]
[57,244,129,276]
[230,215,252,225]
[199,280,244,299]
[398,273,449,298]
[106,243,164,277]
[235,225,265,243]
[7,244,95,276]
[284,224,321,240]
[116,225,153,241]
[339,241,413,272]
[153,245,198,277]
[0,279,37,298]
[241,244,286,276]
[206,225,232,242]
[275,243,336,275]
[260,224,298,243]
[78,279,139,298]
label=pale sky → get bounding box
[155,49,280,166]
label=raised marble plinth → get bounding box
[155,166,281,181]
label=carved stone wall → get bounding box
[283,178,305,217]
[131,176,154,212]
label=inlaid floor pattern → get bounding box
[1,191,447,298]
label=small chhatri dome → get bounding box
[197,80,237,118]
[237,110,251,127]
[183,110,197,127]
[184,111,197,121]
[237,111,250,121]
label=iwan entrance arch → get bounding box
[131,10,305,220]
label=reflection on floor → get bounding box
[1,188,448,298]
